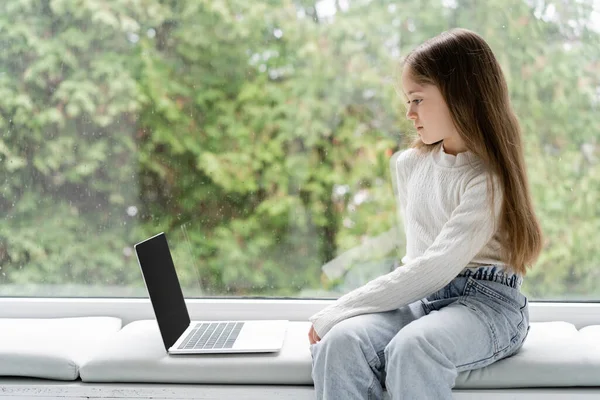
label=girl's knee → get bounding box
[384,329,426,363]
[315,320,381,365]
[319,322,362,350]
[312,326,363,372]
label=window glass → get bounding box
[1,0,598,300]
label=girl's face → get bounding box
[401,66,466,154]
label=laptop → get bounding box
[134,232,288,354]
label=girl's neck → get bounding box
[441,138,468,155]
[434,142,480,168]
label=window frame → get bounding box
[0,298,598,328]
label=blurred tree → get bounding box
[0,0,598,299]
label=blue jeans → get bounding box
[310,265,530,400]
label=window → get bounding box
[1,0,598,301]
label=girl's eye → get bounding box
[406,99,422,105]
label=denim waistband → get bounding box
[456,265,523,289]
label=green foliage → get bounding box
[0,0,599,299]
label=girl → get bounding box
[308,28,543,399]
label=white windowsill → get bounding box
[0,379,599,400]
[0,300,598,399]
[0,298,598,327]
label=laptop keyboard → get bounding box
[178,322,244,350]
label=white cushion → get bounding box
[80,320,312,384]
[81,319,600,388]
[455,321,600,388]
[0,317,122,380]
[580,325,600,350]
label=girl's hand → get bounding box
[308,324,321,345]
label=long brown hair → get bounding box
[402,28,542,276]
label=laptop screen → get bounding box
[135,232,191,350]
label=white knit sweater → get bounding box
[309,143,511,338]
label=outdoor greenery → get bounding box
[0,0,599,299]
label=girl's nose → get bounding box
[406,107,417,120]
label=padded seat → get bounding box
[456,321,600,388]
[80,320,600,388]
[0,317,122,380]
[80,320,313,384]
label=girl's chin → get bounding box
[420,136,442,145]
